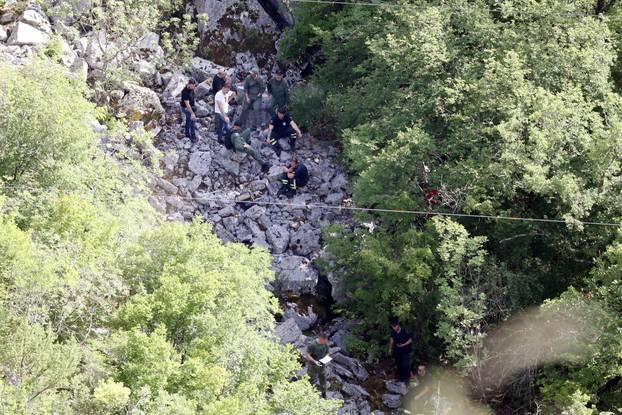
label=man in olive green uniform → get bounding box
[242,67,266,130]
[267,69,290,117]
[304,332,330,398]
[230,120,271,173]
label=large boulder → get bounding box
[332,353,369,382]
[7,22,49,45]
[0,26,7,42]
[276,255,318,296]
[289,223,321,257]
[194,0,280,66]
[382,393,402,409]
[190,57,232,83]
[163,72,188,100]
[275,317,303,345]
[20,9,51,33]
[117,82,165,128]
[266,224,289,254]
[283,303,318,331]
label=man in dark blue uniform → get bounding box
[388,317,413,385]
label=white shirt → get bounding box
[214,90,234,116]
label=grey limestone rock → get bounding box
[276,255,318,296]
[7,22,49,45]
[266,224,289,254]
[275,317,303,345]
[382,393,402,409]
[188,151,212,176]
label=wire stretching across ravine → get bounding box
[2,184,621,228]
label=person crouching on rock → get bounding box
[214,81,236,144]
[304,331,330,399]
[277,157,309,199]
[229,120,271,173]
[180,78,198,142]
[264,106,302,157]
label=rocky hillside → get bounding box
[0,2,410,413]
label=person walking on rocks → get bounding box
[267,68,290,117]
[304,332,330,399]
[214,81,236,144]
[388,317,412,385]
[211,68,228,95]
[180,78,198,142]
[264,106,302,156]
[241,67,265,130]
[229,120,271,173]
[277,157,309,198]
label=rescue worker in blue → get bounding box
[264,106,302,156]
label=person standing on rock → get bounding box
[241,67,265,131]
[180,78,198,142]
[277,157,309,198]
[264,106,302,156]
[214,81,236,144]
[267,68,290,117]
[229,120,271,173]
[388,317,412,385]
[211,68,228,95]
[304,332,330,399]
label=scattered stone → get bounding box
[244,205,266,220]
[21,9,51,33]
[382,393,402,409]
[266,224,290,254]
[283,303,318,331]
[7,22,49,45]
[341,382,370,399]
[333,353,369,382]
[190,56,231,83]
[277,256,318,296]
[217,206,235,218]
[163,72,188,99]
[275,317,302,345]
[157,178,178,194]
[118,82,165,128]
[385,379,409,395]
[338,401,358,414]
[289,223,321,256]
[325,192,345,205]
[188,151,212,176]
[161,152,179,174]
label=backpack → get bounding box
[224,129,235,151]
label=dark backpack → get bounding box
[224,129,235,151]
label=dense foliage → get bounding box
[0,63,338,414]
[284,0,622,412]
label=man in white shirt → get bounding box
[214,81,236,143]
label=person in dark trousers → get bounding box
[277,157,309,198]
[241,67,265,130]
[211,68,228,95]
[304,332,330,398]
[388,317,412,385]
[267,68,290,117]
[229,120,271,173]
[180,78,198,142]
[264,106,302,156]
